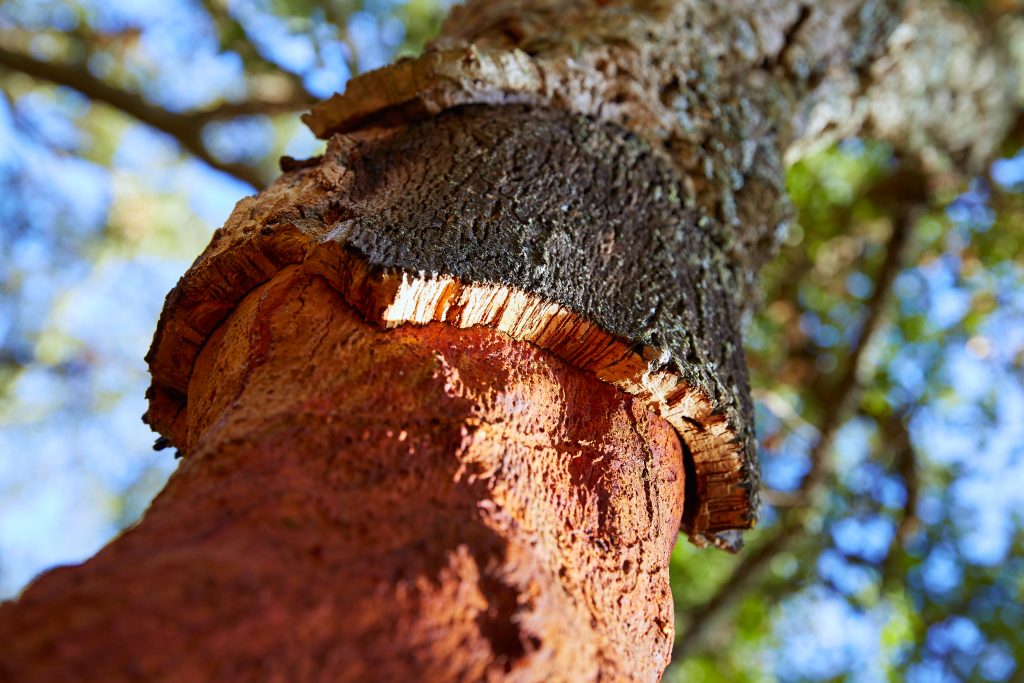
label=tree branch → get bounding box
[878,408,920,589]
[672,202,916,661]
[797,205,915,498]
[0,46,273,189]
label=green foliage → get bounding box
[667,134,1024,679]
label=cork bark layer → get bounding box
[1,266,684,683]
[149,0,1021,550]
[147,105,757,543]
[4,0,1022,680]
[307,0,1019,281]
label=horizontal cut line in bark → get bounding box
[301,44,689,184]
[146,225,753,544]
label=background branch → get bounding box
[0,45,307,189]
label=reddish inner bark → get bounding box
[0,265,684,682]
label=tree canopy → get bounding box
[0,0,1022,680]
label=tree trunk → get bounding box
[0,265,683,682]
[0,1,1017,681]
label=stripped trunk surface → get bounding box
[0,266,684,682]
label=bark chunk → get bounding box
[146,105,758,542]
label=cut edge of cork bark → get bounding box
[146,231,755,547]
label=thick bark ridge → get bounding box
[147,105,755,543]
[2,267,684,682]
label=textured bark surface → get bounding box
[147,0,1023,551]
[6,1,1022,680]
[147,105,756,543]
[0,266,685,683]
[307,0,1019,287]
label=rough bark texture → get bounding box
[306,0,1019,282]
[0,266,684,683]
[295,0,1018,543]
[147,105,756,544]
[3,0,1022,680]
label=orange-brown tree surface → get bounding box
[0,266,684,681]
[0,1,1018,681]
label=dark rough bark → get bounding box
[307,0,1019,282]
[148,105,756,543]
[1,267,684,683]
[291,0,1019,543]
